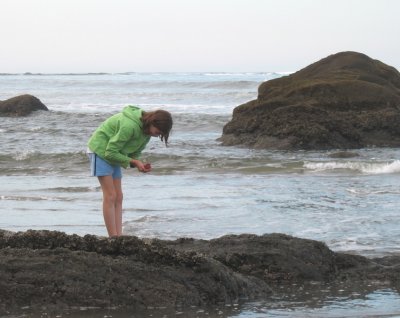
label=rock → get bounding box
[328,151,359,158]
[165,233,400,285]
[219,51,400,150]
[0,230,270,313]
[0,230,399,315]
[164,233,338,282]
[0,94,48,116]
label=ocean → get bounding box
[1,72,400,317]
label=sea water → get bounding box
[1,72,400,317]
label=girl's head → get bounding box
[142,110,173,145]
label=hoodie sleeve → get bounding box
[104,121,133,168]
[129,139,150,160]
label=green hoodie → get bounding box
[87,106,150,168]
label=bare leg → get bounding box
[113,178,123,236]
[98,176,118,237]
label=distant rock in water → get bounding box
[219,51,400,149]
[0,94,48,116]
[328,151,359,158]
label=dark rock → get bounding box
[0,230,270,314]
[0,94,48,116]
[0,230,399,315]
[328,151,359,158]
[219,51,400,150]
[164,233,338,282]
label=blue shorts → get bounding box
[88,153,122,179]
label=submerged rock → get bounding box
[0,94,48,116]
[328,151,360,158]
[0,230,399,314]
[219,51,400,150]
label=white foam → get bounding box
[362,160,400,174]
[347,188,400,195]
[13,150,39,161]
[304,160,400,175]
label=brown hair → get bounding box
[142,110,173,146]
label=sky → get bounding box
[0,0,399,73]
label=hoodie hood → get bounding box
[122,105,144,127]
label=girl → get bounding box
[87,105,173,237]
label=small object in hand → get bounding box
[144,163,151,170]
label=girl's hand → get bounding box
[130,159,152,173]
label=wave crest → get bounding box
[304,160,400,174]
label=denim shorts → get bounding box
[88,153,122,179]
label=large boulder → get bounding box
[0,94,48,116]
[219,51,400,149]
[1,230,400,315]
[0,230,271,313]
[164,233,338,282]
[164,233,400,284]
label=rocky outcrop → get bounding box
[219,51,400,149]
[164,234,338,282]
[0,94,48,116]
[0,230,270,314]
[1,230,400,315]
[164,233,400,284]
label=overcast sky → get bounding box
[1,0,399,73]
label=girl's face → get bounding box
[148,125,161,137]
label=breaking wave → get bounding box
[304,160,400,175]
